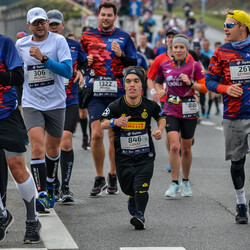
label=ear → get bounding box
[27,23,31,30]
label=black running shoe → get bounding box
[23,219,41,244]
[130,210,145,230]
[90,176,107,196]
[235,204,248,224]
[127,197,136,216]
[106,173,119,195]
[0,210,14,242]
[55,187,61,202]
[61,187,74,203]
[82,136,90,150]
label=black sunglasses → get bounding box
[31,19,47,26]
[224,22,241,29]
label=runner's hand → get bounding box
[29,46,43,61]
[87,55,94,66]
[157,89,167,98]
[111,41,122,57]
[226,84,243,97]
[151,129,162,140]
[74,70,84,85]
[114,116,131,127]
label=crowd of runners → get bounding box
[1,0,250,245]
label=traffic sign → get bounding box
[129,0,141,16]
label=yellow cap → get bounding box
[227,10,250,32]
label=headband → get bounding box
[172,37,189,49]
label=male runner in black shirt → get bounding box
[100,66,166,229]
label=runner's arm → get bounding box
[0,66,24,86]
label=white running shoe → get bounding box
[165,182,180,197]
[181,180,192,197]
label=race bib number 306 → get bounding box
[28,65,54,88]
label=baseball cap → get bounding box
[16,31,28,39]
[47,9,64,24]
[166,29,179,36]
[227,10,250,32]
[27,7,48,24]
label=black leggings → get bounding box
[231,156,246,190]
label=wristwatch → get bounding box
[190,80,194,87]
[41,55,49,64]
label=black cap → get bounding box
[193,42,201,48]
[166,29,179,36]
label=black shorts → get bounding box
[166,115,197,139]
[64,104,79,133]
[116,161,154,196]
[0,109,27,153]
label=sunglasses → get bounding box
[31,19,47,26]
[224,22,241,29]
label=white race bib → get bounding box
[28,65,54,88]
[93,76,117,96]
[230,60,250,85]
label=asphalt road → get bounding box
[2,104,250,250]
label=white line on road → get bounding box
[215,126,223,131]
[120,248,186,250]
[200,120,216,126]
[39,209,78,249]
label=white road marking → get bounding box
[120,248,186,250]
[39,209,78,249]
[1,249,47,250]
[200,120,216,126]
[215,126,223,131]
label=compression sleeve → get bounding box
[154,75,165,85]
[44,59,73,79]
[0,66,24,86]
[120,56,137,67]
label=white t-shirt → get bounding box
[16,32,72,110]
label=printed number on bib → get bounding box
[28,65,54,88]
[93,76,117,97]
[230,60,250,85]
[120,129,150,155]
[182,98,199,118]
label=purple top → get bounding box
[157,58,205,118]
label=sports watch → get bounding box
[41,55,49,64]
[110,118,116,128]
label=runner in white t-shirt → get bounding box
[15,7,72,214]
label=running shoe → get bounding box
[46,185,55,208]
[55,187,61,202]
[166,166,171,172]
[90,176,107,196]
[82,136,90,150]
[130,211,145,230]
[23,220,41,244]
[61,187,74,203]
[165,182,180,197]
[106,173,119,195]
[235,204,248,224]
[0,210,14,242]
[36,193,54,214]
[206,114,211,119]
[181,180,192,197]
[128,197,136,216]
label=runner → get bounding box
[16,7,72,213]
[100,66,166,229]
[155,34,207,197]
[47,9,90,203]
[206,9,250,224]
[0,34,41,243]
[81,2,137,196]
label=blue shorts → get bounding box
[87,96,116,123]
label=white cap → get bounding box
[27,7,48,24]
[189,11,194,16]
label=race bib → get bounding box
[28,65,54,88]
[182,97,199,118]
[93,76,117,97]
[120,129,150,155]
[64,78,69,89]
[229,60,250,85]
